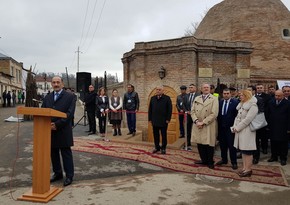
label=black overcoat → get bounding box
[42,90,76,148]
[148,94,172,127]
[266,98,290,141]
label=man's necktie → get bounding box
[189,93,193,107]
[54,92,59,101]
[222,100,228,115]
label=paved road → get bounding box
[0,103,290,205]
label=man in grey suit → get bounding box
[42,76,76,186]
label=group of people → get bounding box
[43,76,290,187]
[175,83,290,178]
[84,84,140,137]
[1,90,25,107]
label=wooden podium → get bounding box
[17,107,66,203]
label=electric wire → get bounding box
[84,0,107,53]
[80,0,99,49]
[79,0,90,48]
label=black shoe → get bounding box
[152,148,160,154]
[127,132,133,135]
[216,160,227,166]
[179,135,185,138]
[267,157,278,162]
[88,132,96,135]
[232,164,238,170]
[85,130,91,133]
[208,164,214,169]
[63,177,73,186]
[281,160,287,166]
[161,149,166,154]
[194,160,207,165]
[50,174,63,182]
[253,159,259,164]
[132,132,136,136]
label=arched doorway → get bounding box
[147,86,179,144]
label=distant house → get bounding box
[0,53,24,104]
[35,75,52,96]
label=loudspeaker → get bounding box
[76,72,91,93]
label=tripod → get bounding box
[73,105,87,129]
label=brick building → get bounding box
[0,53,24,105]
[122,36,252,143]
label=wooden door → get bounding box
[147,86,179,144]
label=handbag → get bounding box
[250,112,268,131]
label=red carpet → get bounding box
[72,138,288,187]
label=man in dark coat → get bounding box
[176,85,187,138]
[42,76,76,186]
[2,90,7,107]
[123,84,140,136]
[84,85,96,135]
[216,88,239,170]
[266,90,290,166]
[148,85,172,154]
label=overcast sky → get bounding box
[1,0,290,81]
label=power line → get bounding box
[80,0,99,49]
[79,0,90,47]
[84,0,107,52]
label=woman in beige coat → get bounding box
[231,90,258,177]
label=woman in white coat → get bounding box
[231,90,258,177]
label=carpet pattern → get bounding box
[72,138,288,187]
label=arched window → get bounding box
[282,28,290,39]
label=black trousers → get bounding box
[197,144,215,165]
[153,125,168,150]
[87,111,96,133]
[219,126,237,164]
[186,114,193,146]
[178,113,185,137]
[98,115,106,134]
[254,127,268,160]
[51,147,74,178]
[270,140,288,161]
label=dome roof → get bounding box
[195,0,290,78]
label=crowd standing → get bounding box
[22,80,289,187]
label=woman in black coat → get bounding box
[96,87,109,137]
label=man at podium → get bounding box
[42,76,76,186]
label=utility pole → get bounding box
[75,46,82,72]
[65,67,70,87]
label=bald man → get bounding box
[266,90,290,166]
[148,85,172,154]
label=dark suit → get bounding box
[184,92,199,146]
[266,98,290,161]
[176,93,186,137]
[96,95,109,134]
[42,89,76,178]
[254,93,271,161]
[148,94,172,150]
[84,91,96,133]
[217,98,239,165]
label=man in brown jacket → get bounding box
[191,83,219,169]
